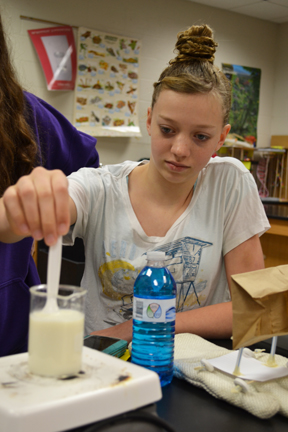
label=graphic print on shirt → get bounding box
[98,259,138,325]
[156,237,212,311]
[98,236,212,325]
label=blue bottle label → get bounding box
[133,296,176,322]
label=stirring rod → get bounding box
[43,236,63,313]
[233,347,244,376]
[267,336,278,367]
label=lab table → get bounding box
[70,339,288,432]
[157,339,288,432]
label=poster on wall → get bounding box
[28,26,77,91]
[222,63,261,146]
[73,27,141,137]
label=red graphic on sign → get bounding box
[28,26,77,91]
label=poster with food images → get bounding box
[73,27,141,137]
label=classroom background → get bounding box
[2,0,288,165]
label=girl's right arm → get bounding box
[0,166,76,246]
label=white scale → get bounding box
[0,347,162,432]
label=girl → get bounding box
[0,24,269,342]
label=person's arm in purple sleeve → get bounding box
[23,92,99,175]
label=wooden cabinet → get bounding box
[260,218,288,268]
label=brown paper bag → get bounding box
[231,265,288,350]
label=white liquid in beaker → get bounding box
[28,309,84,377]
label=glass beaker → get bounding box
[28,284,86,377]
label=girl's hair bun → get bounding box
[170,24,218,65]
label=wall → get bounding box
[1,0,279,164]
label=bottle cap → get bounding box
[146,251,166,261]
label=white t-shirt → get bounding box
[65,157,270,335]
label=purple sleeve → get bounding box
[0,93,99,358]
[23,92,99,174]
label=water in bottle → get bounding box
[131,251,176,386]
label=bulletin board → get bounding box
[73,27,141,137]
[222,63,261,145]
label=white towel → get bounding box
[173,334,288,419]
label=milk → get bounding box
[28,309,84,377]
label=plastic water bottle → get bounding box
[131,251,176,387]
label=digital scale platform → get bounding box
[0,346,162,432]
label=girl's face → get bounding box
[146,89,231,187]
